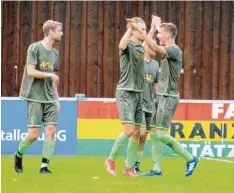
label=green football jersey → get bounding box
[157,44,182,97]
[116,40,144,92]
[19,42,59,103]
[142,59,159,113]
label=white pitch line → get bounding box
[172,154,234,164]
[202,157,234,164]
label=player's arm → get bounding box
[119,19,133,50]
[154,83,158,94]
[129,23,166,56]
[147,46,156,57]
[129,16,166,56]
[53,72,59,100]
[26,45,58,79]
[53,84,59,102]
[142,34,166,56]
[27,45,59,88]
[53,51,61,111]
[27,65,55,79]
[153,83,158,102]
[142,16,157,47]
[145,16,166,56]
[119,28,132,50]
[27,65,59,86]
[148,15,158,38]
[154,63,159,97]
[53,72,61,111]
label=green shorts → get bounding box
[27,101,59,128]
[116,90,143,126]
[150,95,179,130]
[141,111,152,131]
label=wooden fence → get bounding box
[2,1,234,99]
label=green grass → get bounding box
[2,156,234,193]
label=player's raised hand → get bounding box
[148,15,158,37]
[150,15,157,32]
[152,15,161,28]
[126,18,135,29]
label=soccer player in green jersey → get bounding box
[14,20,63,174]
[129,17,199,177]
[133,43,160,174]
[105,17,147,176]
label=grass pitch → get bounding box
[2,156,234,193]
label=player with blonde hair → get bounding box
[14,20,63,174]
[105,17,147,176]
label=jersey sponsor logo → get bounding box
[135,53,144,60]
[39,61,54,72]
[144,74,154,83]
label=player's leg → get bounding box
[134,128,146,173]
[149,109,163,175]
[151,129,198,176]
[123,124,140,176]
[151,96,198,176]
[40,102,59,174]
[134,111,148,174]
[154,96,194,159]
[143,101,163,176]
[105,90,135,176]
[151,132,162,174]
[14,101,42,173]
[123,93,141,176]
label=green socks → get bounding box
[150,133,162,172]
[109,132,139,169]
[125,139,139,168]
[108,132,128,161]
[41,140,55,168]
[17,138,55,168]
[17,140,32,157]
[151,130,193,162]
[136,150,144,163]
[134,150,144,168]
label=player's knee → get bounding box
[133,128,140,137]
[140,129,147,141]
[124,128,134,137]
[27,128,40,141]
[45,125,56,140]
[123,124,135,137]
[150,131,159,140]
[151,127,158,132]
[139,135,146,144]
